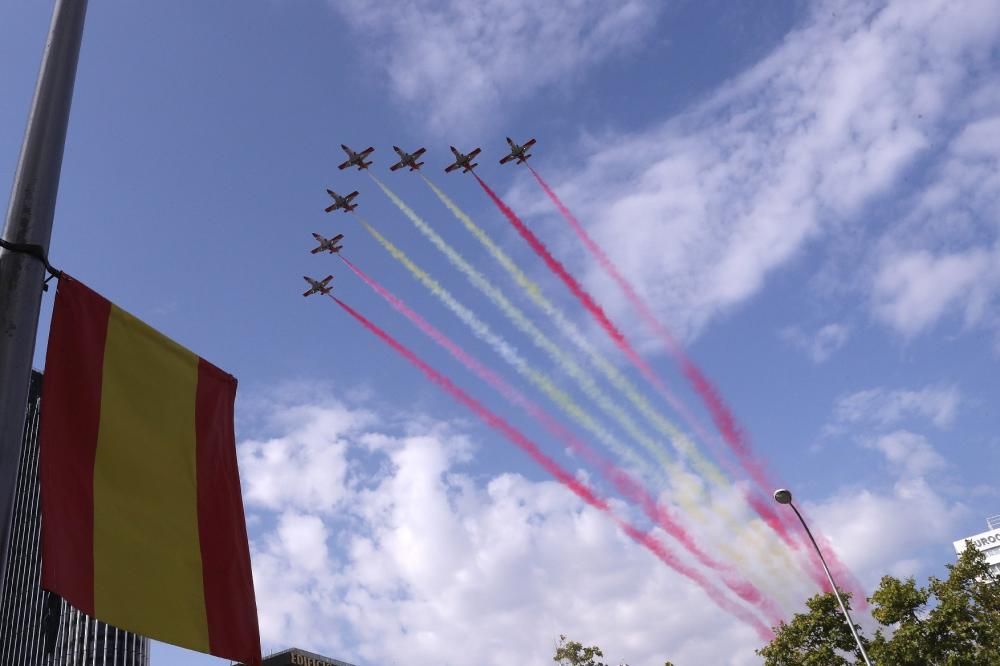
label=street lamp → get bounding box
[774,488,873,666]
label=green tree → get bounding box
[553,635,674,666]
[554,635,608,666]
[758,546,1000,665]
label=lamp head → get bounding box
[774,488,793,505]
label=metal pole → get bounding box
[787,500,873,666]
[0,0,89,594]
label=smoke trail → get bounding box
[419,175,762,505]
[475,174,669,407]
[527,167,860,600]
[419,175,732,475]
[421,175,805,571]
[330,294,776,640]
[470,173,842,593]
[373,180,802,585]
[341,254,786,622]
[367,177,679,479]
[528,169,770,493]
[354,216,649,475]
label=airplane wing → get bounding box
[322,275,333,285]
[332,234,344,242]
[303,289,313,297]
[390,161,404,171]
[469,148,482,159]
[500,154,514,165]
[337,159,351,170]
[310,247,323,255]
[445,163,460,173]
[324,203,338,213]
[360,147,375,157]
[346,191,359,201]
[523,138,537,148]
[413,147,426,158]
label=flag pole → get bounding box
[0,0,89,591]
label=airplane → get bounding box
[389,145,427,171]
[499,136,537,165]
[324,188,359,213]
[337,144,374,171]
[444,146,482,174]
[310,232,344,255]
[302,275,334,297]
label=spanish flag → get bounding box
[39,275,261,666]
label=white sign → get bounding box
[953,527,1000,560]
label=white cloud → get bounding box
[239,402,367,514]
[866,103,1000,338]
[871,247,999,337]
[241,398,777,664]
[952,115,1000,157]
[809,474,963,583]
[239,393,967,666]
[833,385,961,429]
[328,0,660,134]
[508,0,1000,343]
[867,430,947,478]
[781,323,851,363]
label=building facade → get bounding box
[245,647,359,666]
[0,371,150,665]
[952,516,1000,578]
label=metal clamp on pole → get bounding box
[0,238,63,289]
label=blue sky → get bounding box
[3,1,1000,664]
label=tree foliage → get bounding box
[758,546,1000,665]
[553,635,674,666]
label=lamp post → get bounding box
[0,0,89,596]
[774,488,873,666]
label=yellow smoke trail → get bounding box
[420,176,721,478]
[370,177,674,471]
[409,176,797,581]
[367,180,787,567]
[356,216,648,474]
[359,211,796,608]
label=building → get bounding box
[243,647,359,666]
[952,515,1000,578]
[0,371,150,665]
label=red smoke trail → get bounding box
[341,255,784,623]
[528,167,859,601]
[331,294,776,640]
[475,175,789,522]
[525,169,776,501]
[474,174,695,429]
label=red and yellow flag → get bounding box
[39,275,261,666]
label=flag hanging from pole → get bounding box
[38,275,261,666]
